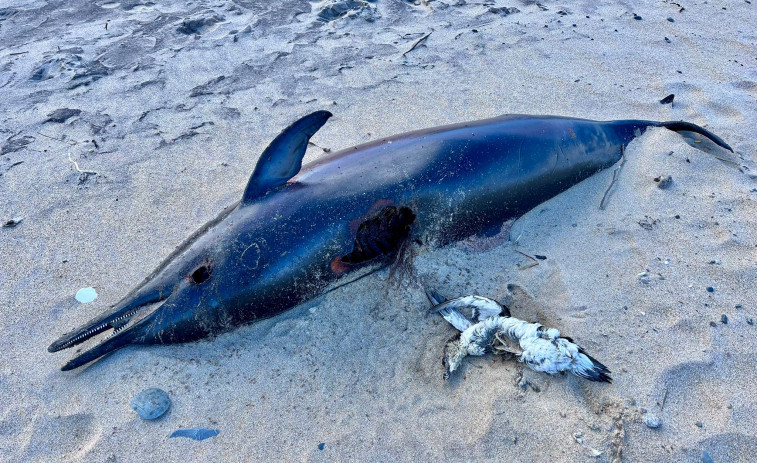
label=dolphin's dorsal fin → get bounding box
[242,110,332,203]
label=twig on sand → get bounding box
[308,141,331,153]
[514,249,539,270]
[67,152,98,176]
[600,145,626,210]
[709,153,741,167]
[38,131,77,145]
[661,387,669,410]
[402,32,432,57]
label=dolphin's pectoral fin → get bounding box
[242,110,333,203]
[341,206,416,265]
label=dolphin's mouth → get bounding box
[48,291,170,370]
[105,300,165,339]
[49,299,165,352]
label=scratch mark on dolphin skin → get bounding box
[241,242,262,270]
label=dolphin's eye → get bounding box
[190,265,211,285]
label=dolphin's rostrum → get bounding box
[48,111,732,370]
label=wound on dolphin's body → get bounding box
[341,205,416,265]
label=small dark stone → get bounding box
[696,421,704,428]
[667,17,675,22]
[534,255,547,260]
[318,0,379,21]
[633,14,642,20]
[709,321,717,327]
[488,6,519,16]
[748,318,754,326]
[660,94,675,105]
[721,314,728,324]
[706,287,714,293]
[176,14,224,34]
[664,37,671,43]
[735,304,742,309]
[318,443,326,450]
[45,108,81,123]
[657,176,673,189]
[675,215,680,219]
[2,217,23,228]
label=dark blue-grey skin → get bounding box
[48,111,732,370]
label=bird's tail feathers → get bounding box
[572,349,612,383]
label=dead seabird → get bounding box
[426,289,611,383]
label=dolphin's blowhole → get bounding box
[190,265,211,285]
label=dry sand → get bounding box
[1,0,755,461]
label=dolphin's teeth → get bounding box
[58,309,143,350]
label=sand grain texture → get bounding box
[1,0,755,461]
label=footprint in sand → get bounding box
[21,413,100,460]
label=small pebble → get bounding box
[2,217,23,228]
[75,287,98,303]
[701,450,714,463]
[721,314,728,324]
[130,388,171,420]
[318,443,326,450]
[667,17,675,22]
[696,421,704,428]
[706,287,714,293]
[735,304,742,309]
[709,321,717,327]
[657,176,673,189]
[748,318,754,326]
[633,14,642,20]
[645,414,661,429]
[660,94,675,105]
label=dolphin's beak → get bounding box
[48,287,169,370]
[58,308,159,371]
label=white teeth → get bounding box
[60,309,140,349]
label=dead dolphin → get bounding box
[48,111,732,370]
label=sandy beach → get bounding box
[1,0,755,461]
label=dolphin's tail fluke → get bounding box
[609,119,733,154]
[657,120,733,152]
